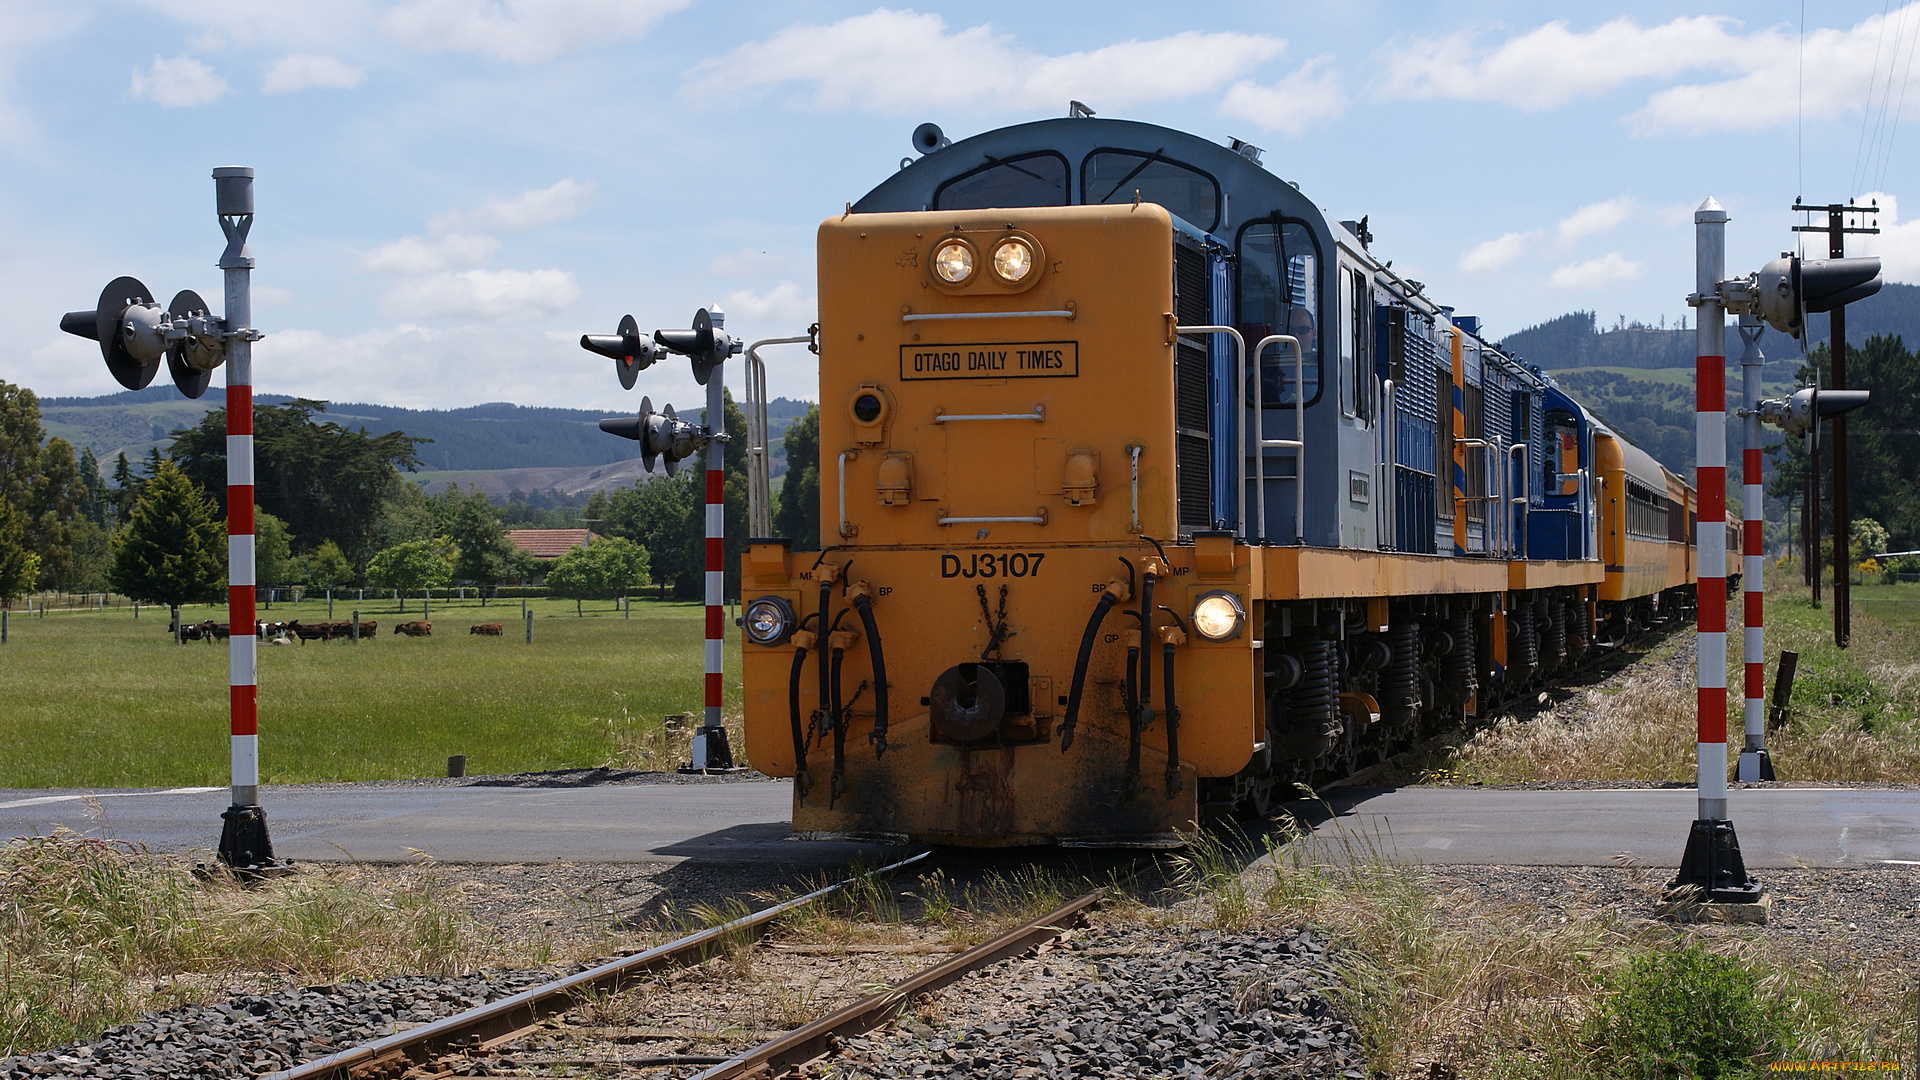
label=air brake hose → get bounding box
[1158,606,1190,799]
[828,640,847,807]
[1124,625,1143,786]
[852,590,889,758]
[817,572,835,734]
[1136,568,1156,729]
[787,622,817,799]
[1060,558,1135,753]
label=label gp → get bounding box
[940,552,1045,579]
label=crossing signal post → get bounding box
[1671,199,1881,911]
[57,167,279,872]
[587,307,743,771]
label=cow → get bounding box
[289,621,333,643]
[355,620,377,638]
[470,623,504,636]
[255,621,291,640]
[394,620,432,637]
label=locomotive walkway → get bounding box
[0,780,1914,868]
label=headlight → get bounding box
[990,237,1034,283]
[1192,591,1245,641]
[932,240,975,284]
[743,596,796,646]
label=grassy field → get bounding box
[0,595,740,789]
[1414,570,1920,784]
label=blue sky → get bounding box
[3,1,1917,414]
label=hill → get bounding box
[35,385,813,485]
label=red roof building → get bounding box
[506,528,595,559]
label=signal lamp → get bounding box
[743,596,797,646]
[991,237,1034,283]
[1192,591,1245,641]
[932,240,975,284]
[1754,255,1882,337]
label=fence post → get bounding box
[3,609,8,643]
[351,610,360,641]
[524,609,533,644]
[328,590,333,621]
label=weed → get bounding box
[1585,942,1789,1078]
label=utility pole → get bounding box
[1791,199,1879,646]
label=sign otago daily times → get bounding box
[899,341,1078,380]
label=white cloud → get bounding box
[1377,16,1742,110]
[1217,56,1347,138]
[380,0,691,64]
[130,54,230,107]
[683,10,1285,112]
[361,233,501,274]
[1373,6,1920,137]
[262,54,365,93]
[431,179,596,234]
[1459,230,1538,274]
[721,281,816,328]
[1550,252,1645,290]
[1557,196,1637,244]
[136,1,372,50]
[383,268,580,320]
[1852,192,1920,283]
[1632,4,1920,134]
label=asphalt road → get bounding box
[1305,786,1920,869]
[2,781,1915,869]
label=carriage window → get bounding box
[932,152,1069,210]
[1082,151,1219,231]
[1236,219,1321,408]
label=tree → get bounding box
[77,446,111,528]
[307,539,354,591]
[0,500,38,605]
[110,452,139,525]
[773,403,821,549]
[109,460,225,632]
[434,483,514,588]
[24,437,85,591]
[596,470,696,599]
[255,510,295,593]
[544,536,650,616]
[365,538,453,610]
[169,399,427,562]
[0,382,38,505]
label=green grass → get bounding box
[0,595,741,788]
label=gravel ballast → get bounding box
[0,971,555,1079]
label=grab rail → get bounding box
[937,511,1048,526]
[902,309,1075,323]
[1507,441,1529,559]
[933,407,1044,423]
[1250,334,1305,546]
[744,335,813,538]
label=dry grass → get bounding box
[1417,572,1920,785]
[0,829,493,1056]
[1230,818,1917,1078]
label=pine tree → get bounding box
[111,452,138,525]
[110,460,225,635]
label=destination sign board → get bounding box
[899,341,1078,380]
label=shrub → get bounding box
[1586,942,1789,1078]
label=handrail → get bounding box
[744,335,813,538]
[838,452,853,539]
[937,511,1048,526]
[901,309,1075,323]
[1381,378,1395,551]
[933,407,1044,423]
[1507,441,1529,559]
[1250,334,1305,546]
[1177,325,1248,538]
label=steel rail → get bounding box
[264,851,931,1080]
[692,888,1103,1080]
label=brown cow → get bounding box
[394,620,432,636]
[470,623,504,636]
[289,621,332,643]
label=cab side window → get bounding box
[1236,219,1321,409]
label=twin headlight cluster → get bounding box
[743,591,1246,647]
[931,235,1037,287]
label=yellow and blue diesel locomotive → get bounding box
[733,115,1730,845]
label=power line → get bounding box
[1874,3,1920,193]
[1850,0,1894,197]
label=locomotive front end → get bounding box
[739,204,1260,845]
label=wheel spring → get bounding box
[1511,604,1538,680]
[1439,613,1477,705]
[1541,596,1567,674]
[1287,637,1338,737]
[1381,622,1421,727]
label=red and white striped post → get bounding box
[1736,316,1775,782]
[695,308,732,771]
[1669,197,1760,906]
[213,166,276,869]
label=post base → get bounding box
[680,726,744,774]
[1664,818,1764,905]
[1737,748,1777,782]
[217,804,284,873]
